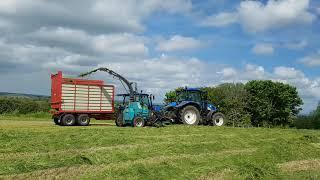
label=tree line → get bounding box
[0,97,50,114]
[295,103,320,129]
[165,80,309,128]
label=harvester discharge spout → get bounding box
[79,67,135,102]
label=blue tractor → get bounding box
[79,67,165,127]
[116,93,164,127]
[164,87,226,126]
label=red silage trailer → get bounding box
[50,71,115,126]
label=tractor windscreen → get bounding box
[188,91,202,102]
[176,91,187,102]
[140,95,150,107]
[176,90,202,102]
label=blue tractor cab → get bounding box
[164,87,226,126]
[116,93,157,127]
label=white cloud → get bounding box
[93,34,148,56]
[156,35,204,52]
[200,12,238,27]
[238,0,315,33]
[245,64,265,79]
[0,0,192,33]
[219,67,237,78]
[299,51,320,67]
[202,0,315,33]
[252,43,274,55]
[274,66,304,79]
[31,27,148,57]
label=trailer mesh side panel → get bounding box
[61,84,113,111]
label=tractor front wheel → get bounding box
[133,117,145,127]
[180,106,200,125]
[212,112,226,126]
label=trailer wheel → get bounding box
[77,114,90,126]
[61,114,76,126]
[212,112,226,127]
[133,117,145,127]
[180,105,200,125]
[53,117,60,125]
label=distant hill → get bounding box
[0,92,49,100]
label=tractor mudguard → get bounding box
[163,102,177,111]
[176,101,201,110]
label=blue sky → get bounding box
[0,0,319,112]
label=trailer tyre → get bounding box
[77,114,90,126]
[61,114,76,126]
[53,117,60,125]
[133,117,145,127]
[180,105,200,125]
[212,112,226,127]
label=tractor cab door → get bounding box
[139,95,153,111]
[201,91,208,112]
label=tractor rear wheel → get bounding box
[115,112,125,127]
[133,117,145,127]
[180,106,200,125]
[76,114,90,126]
[212,112,226,126]
[61,114,76,126]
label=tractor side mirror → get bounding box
[153,95,155,100]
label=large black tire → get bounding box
[76,114,90,126]
[53,116,60,125]
[61,114,76,126]
[180,105,200,125]
[115,112,125,127]
[133,117,145,127]
[212,112,226,126]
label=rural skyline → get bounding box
[0,0,319,112]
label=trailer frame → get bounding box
[50,71,115,125]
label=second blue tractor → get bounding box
[164,87,226,126]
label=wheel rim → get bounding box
[215,116,224,126]
[66,117,73,125]
[135,119,143,127]
[184,110,197,124]
[81,117,88,124]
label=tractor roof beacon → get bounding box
[164,87,226,126]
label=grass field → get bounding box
[0,116,320,179]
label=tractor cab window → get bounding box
[177,91,187,102]
[176,90,202,102]
[188,91,201,102]
[139,95,150,107]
